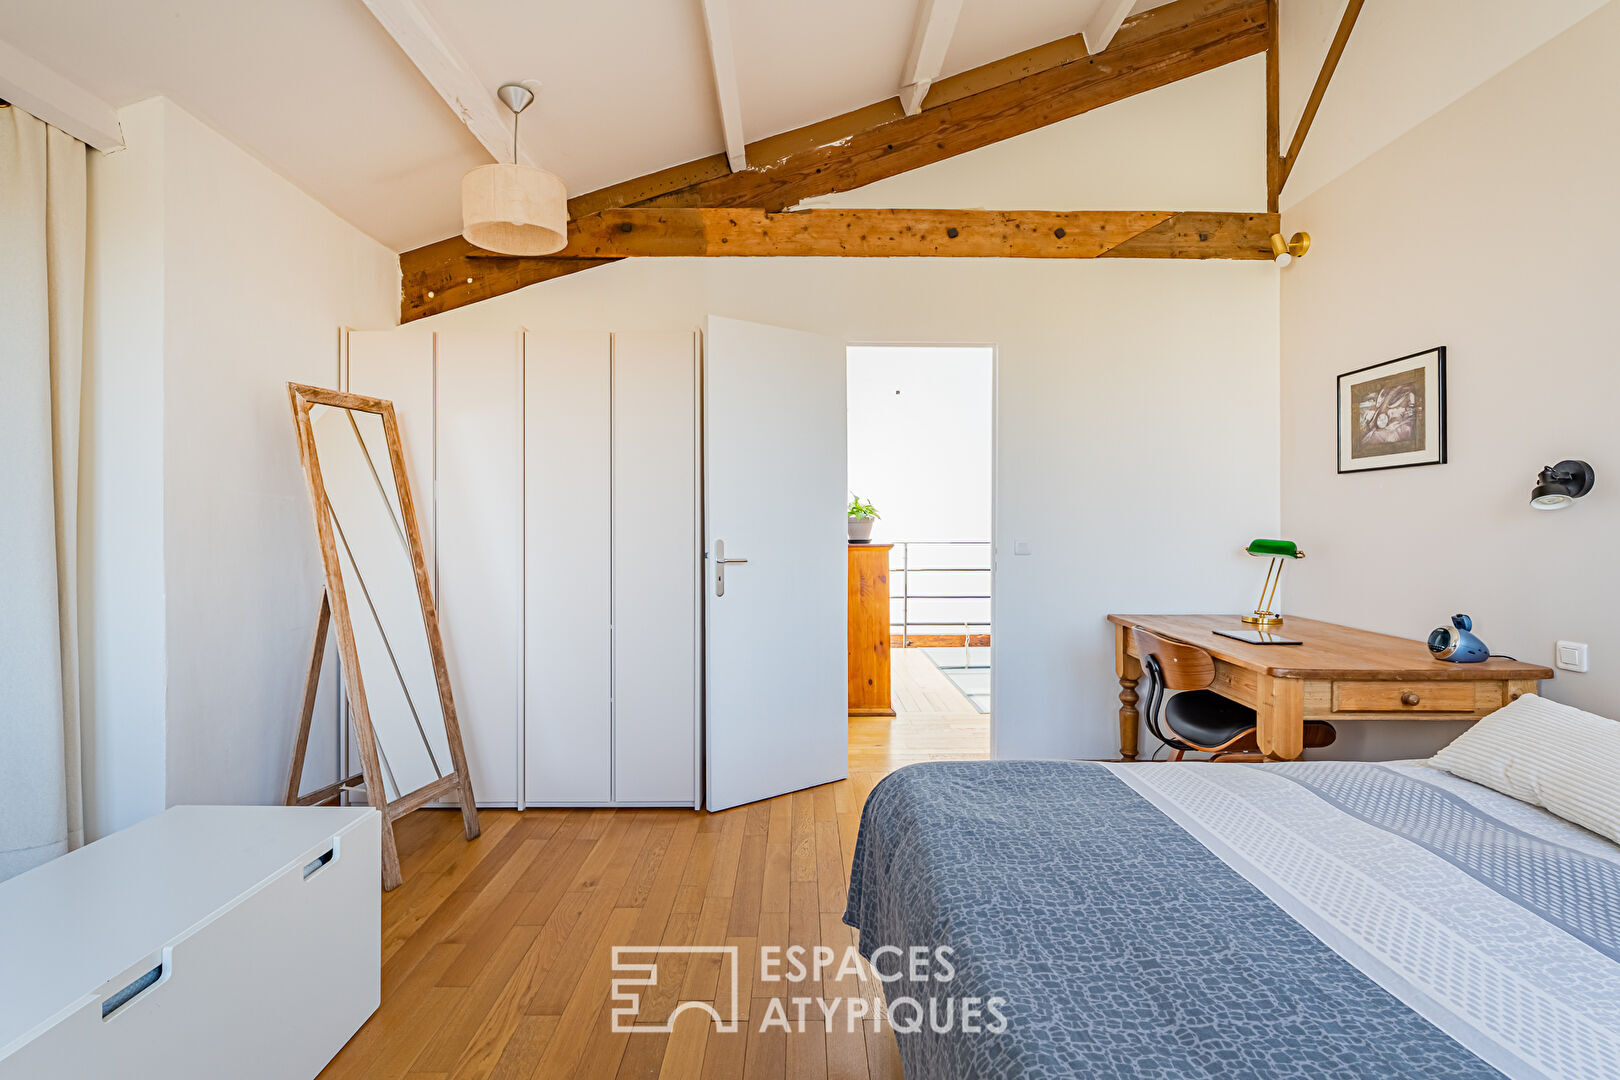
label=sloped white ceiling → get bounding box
[0,0,1172,250]
[806,57,1266,212]
[944,0,1178,76]
[417,0,723,196]
[1278,0,1610,209]
[1,0,1603,250]
[0,0,489,249]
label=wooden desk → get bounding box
[1108,614,1554,761]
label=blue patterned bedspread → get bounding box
[844,760,1620,1080]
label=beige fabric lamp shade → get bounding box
[461,162,568,255]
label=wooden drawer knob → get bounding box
[1401,692,1420,706]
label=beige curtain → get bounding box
[1,104,88,880]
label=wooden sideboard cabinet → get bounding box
[848,543,896,717]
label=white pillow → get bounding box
[1430,693,1620,846]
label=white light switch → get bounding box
[1556,641,1589,673]
[1013,540,1032,556]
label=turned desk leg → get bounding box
[1257,675,1305,761]
[1115,625,1142,762]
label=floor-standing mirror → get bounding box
[285,382,479,889]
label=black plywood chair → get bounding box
[1131,626,1336,761]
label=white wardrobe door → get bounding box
[347,330,434,573]
[612,331,699,804]
[435,331,522,805]
[333,330,435,796]
[524,332,612,804]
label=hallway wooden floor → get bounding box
[320,651,990,1080]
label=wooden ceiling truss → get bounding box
[395,0,1277,322]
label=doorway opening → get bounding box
[847,345,994,766]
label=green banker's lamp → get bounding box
[1243,539,1304,626]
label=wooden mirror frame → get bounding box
[284,382,479,889]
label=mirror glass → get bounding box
[308,403,452,801]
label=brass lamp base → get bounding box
[1243,545,1303,630]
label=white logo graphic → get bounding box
[610,946,741,1034]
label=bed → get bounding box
[843,759,1620,1080]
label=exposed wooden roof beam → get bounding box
[359,0,531,166]
[898,0,967,116]
[406,209,1278,317]
[1278,0,1364,194]
[1082,0,1138,54]
[454,208,1276,259]
[404,250,619,311]
[400,0,1268,321]
[698,0,748,170]
[0,34,123,150]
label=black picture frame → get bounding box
[1336,346,1447,474]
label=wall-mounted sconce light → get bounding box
[1269,232,1311,267]
[1530,459,1595,510]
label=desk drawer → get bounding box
[1332,681,1476,713]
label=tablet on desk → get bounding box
[1214,629,1303,645]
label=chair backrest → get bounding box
[1131,627,1216,691]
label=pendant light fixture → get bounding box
[461,83,568,256]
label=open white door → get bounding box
[704,316,848,810]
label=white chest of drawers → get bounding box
[0,805,380,1080]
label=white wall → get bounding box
[847,346,993,543]
[81,99,167,841]
[79,97,398,836]
[1277,0,1609,208]
[848,346,994,641]
[1280,2,1620,757]
[158,101,397,809]
[411,57,1281,762]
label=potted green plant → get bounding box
[848,494,879,543]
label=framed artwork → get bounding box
[1337,346,1447,473]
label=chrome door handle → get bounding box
[714,539,748,596]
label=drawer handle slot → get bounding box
[102,963,164,1020]
[304,844,336,880]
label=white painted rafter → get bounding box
[698,0,747,171]
[0,35,123,151]
[1082,0,1137,54]
[358,0,533,166]
[897,0,966,116]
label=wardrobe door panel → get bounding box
[524,332,613,804]
[435,331,522,805]
[611,331,699,804]
[335,331,435,796]
[346,331,434,573]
